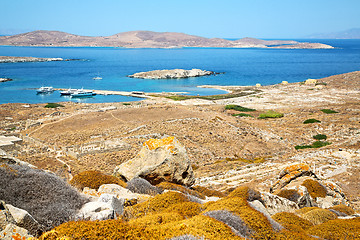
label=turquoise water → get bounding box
[0,39,359,104]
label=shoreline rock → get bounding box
[0,56,65,63]
[128,69,217,79]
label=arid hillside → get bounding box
[0,30,333,48]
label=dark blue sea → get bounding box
[0,39,359,104]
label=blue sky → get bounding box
[1,0,359,38]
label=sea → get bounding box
[0,39,359,104]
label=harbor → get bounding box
[55,88,152,98]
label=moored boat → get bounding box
[71,89,96,98]
[37,86,54,94]
[60,88,77,96]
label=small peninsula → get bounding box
[0,30,334,49]
[128,69,216,79]
[0,56,64,63]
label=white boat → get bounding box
[37,86,54,94]
[60,88,77,96]
[71,89,96,98]
[93,76,102,80]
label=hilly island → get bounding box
[0,30,334,49]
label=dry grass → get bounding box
[157,182,206,199]
[123,191,190,220]
[191,186,226,198]
[272,212,313,231]
[301,208,337,225]
[307,218,360,240]
[69,170,126,190]
[301,179,327,198]
[329,204,355,216]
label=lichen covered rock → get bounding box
[114,136,195,186]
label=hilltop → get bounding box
[0,30,333,49]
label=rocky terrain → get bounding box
[128,69,215,79]
[0,30,334,49]
[0,56,64,63]
[0,71,359,239]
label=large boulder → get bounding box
[0,223,33,240]
[114,136,195,186]
[260,192,299,215]
[0,201,16,231]
[6,204,42,236]
[271,163,349,209]
[75,201,116,221]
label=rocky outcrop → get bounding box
[0,201,16,231]
[0,223,33,240]
[271,163,349,209]
[0,56,64,63]
[114,136,195,186]
[6,204,42,236]
[128,69,215,79]
[260,192,299,215]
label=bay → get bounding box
[0,39,359,104]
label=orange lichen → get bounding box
[143,136,176,152]
[283,163,310,174]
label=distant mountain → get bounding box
[0,30,333,49]
[308,28,360,39]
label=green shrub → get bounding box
[303,119,321,124]
[123,103,131,105]
[295,141,331,150]
[313,134,327,140]
[232,113,254,117]
[70,170,126,190]
[258,110,284,119]
[44,103,64,108]
[225,105,256,112]
[321,109,338,114]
